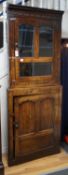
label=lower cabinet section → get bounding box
[8,85,62,165]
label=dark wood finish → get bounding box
[0,87,4,175]
[8,4,63,165]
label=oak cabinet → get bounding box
[8,4,63,165]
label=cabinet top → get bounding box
[8,4,63,18]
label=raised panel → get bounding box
[15,131,54,157]
[15,99,36,135]
[14,96,37,157]
[40,98,54,130]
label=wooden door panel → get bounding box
[14,94,56,158]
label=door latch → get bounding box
[13,121,19,129]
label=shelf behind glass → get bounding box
[39,26,53,57]
[19,62,52,77]
[19,24,35,57]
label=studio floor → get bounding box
[3,148,68,175]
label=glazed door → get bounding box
[13,17,57,86]
[14,94,56,158]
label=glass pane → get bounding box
[18,24,35,57]
[20,62,52,77]
[39,26,53,57]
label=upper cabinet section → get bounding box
[8,4,63,87]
